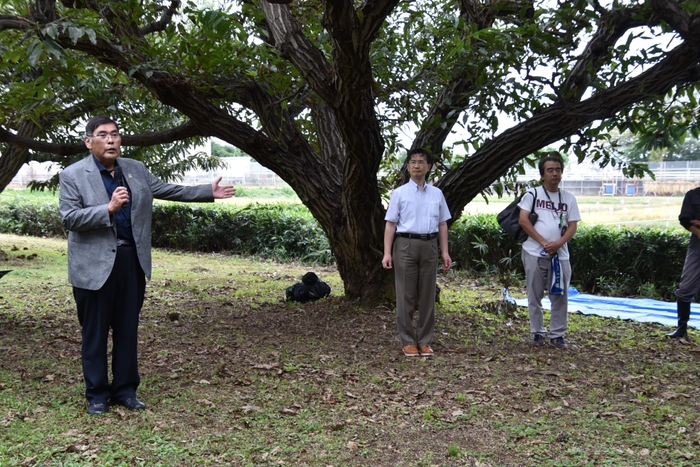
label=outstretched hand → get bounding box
[212,177,235,199]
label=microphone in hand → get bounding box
[113,166,125,187]
[113,166,128,207]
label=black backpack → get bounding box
[497,189,539,243]
[285,272,331,303]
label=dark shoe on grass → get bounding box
[550,336,568,349]
[87,401,108,415]
[118,397,146,411]
[531,334,546,347]
[666,327,688,338]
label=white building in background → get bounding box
[9,161,60,187]
[181,157,285,186]
[9,141,286,187]
[516,159,700,196]
[8,142,699,194]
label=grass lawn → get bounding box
[464,195,683,229]
[1,234,699,466]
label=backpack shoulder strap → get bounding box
[530,187,538,212]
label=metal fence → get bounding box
[9,159,287,188]
[10,159,700,195]
[517,161,700,196]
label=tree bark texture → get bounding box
[1,0,699,304]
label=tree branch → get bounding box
[139,1,180,36]
[0,121,205,155]
[0,121,41,190]
[456,0,534,28]
[560,4,648,101]
[0,16,28,31]
[411,1,534,166]
[0,0,57,32]
[31,0,57,22]
[439,42,700,219]
[355,0,401,45]
[259,0,336,104]
[650,0,700,44]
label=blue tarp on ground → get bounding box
[510,287,700,329]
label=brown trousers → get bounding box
[393,236,439,346]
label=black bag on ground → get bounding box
[285,272,331,303]
[497,189,538,243]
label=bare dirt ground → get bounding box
[1,240,700,466]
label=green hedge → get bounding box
[0,194,689,299]
[0,199,65,238]
[450,214,687,300]
[151,203,332,264]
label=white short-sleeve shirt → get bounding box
[518,186,581,260]
[385,179,451,234]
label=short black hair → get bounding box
[404,148,434,183]
[85,116,118,137]
[538,152,565,176]
[406,148,434,166]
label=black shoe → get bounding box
[118,397,146,411]
[531,334,546,347]
[666,327,687,338]
[667,301,691,338]
[550,336,568,349]
[87,401,108,415]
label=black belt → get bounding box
[116,239,134,247]
[396,232,437,240]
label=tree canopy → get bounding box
[614,133,700,161]
[212,141,246,159]
[1,0,699,302]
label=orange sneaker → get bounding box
[418,345,434,357]
[402,344,420,357]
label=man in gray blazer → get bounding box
[59,116,235,415]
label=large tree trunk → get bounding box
[0,121,41,189]
[2,0,700,307]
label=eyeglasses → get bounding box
[408,160,427,166]
[87,132,121,140]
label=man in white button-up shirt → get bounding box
[382,149,452,357]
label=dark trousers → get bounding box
[676,236,700,302]
[73,245,145,404]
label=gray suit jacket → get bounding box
[59,155,214,290]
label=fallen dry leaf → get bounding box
[253,363,281,370]
[241,405,262,413]
[661,392,691,400]
[600,412,625,420]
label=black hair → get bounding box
[85,116,119,137]
[405,148,434,183]
[406,148,434,165]
[538,152,565,176]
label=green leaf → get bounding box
[68,27,83,44]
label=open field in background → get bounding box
[1,234,699,466]
[464,195,683,229]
